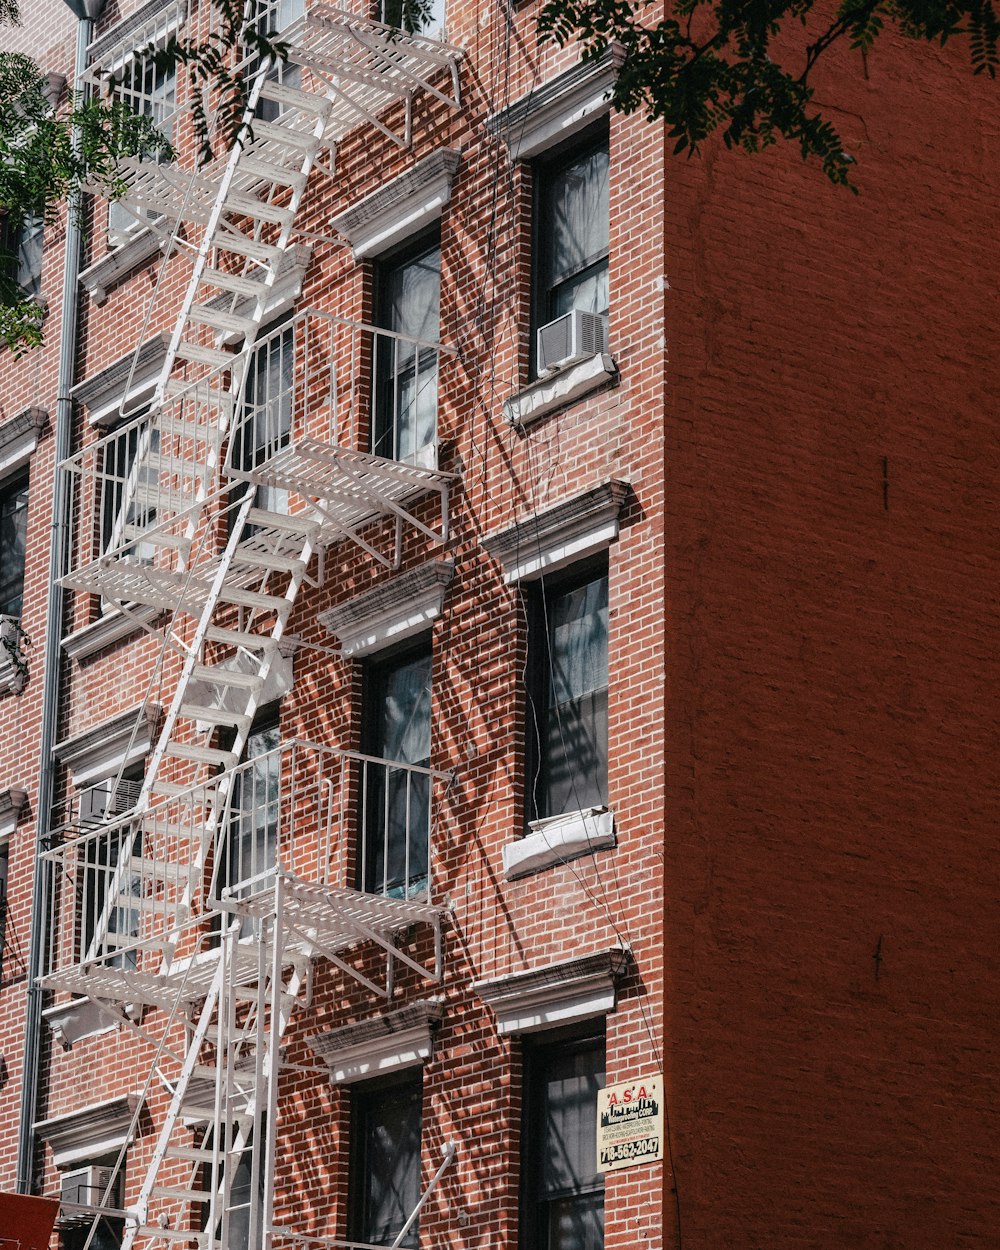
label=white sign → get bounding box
[596,1074,664,1171]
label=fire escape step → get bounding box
[236,154,309,187]
[204,625,277,649]
[191,663,263,689]
[256,79,332,114]
[199,265,268,298]
[151,1185,211,1203]
[162,742,239,767]
[247,119,318,150]
[177,703,253,729]
[223,193,295,226]
[209,232,284,265]
[217,586,291,612]
[172,342,235,370]
[231,548,307,573]
[187,304,259,336]
[243,507,320,535]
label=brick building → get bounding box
[0,0,997,1248]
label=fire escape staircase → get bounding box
[45,14,465,1247]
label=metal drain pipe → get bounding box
[16,0,107,1193]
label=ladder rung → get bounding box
[162,379,237,414]
[244,507,319,535]
[205,625,277,650]
[255,79,331,115]
[177,702,252,729]
[188,303,258,336]
[224,192,294,227]
[152,1184,211,1204]
[136,1227,206,1243]
[162,742,239,767]
[233,549,306,573]
[173,342,234,370]
[165,1144,235,1164]
[211,231,283,265]
[237,154,308,188]
[249,119,317,151]
[217,586,289,612]
[199,265,265,298]
[128,855,190,882]
[157,415,226,444]
[204,1025,258,1042]
[192,663,261,689]
[123,526,190,551]
[150,780,191,799]
[193,1062,258,1082]
[145,451,212,477]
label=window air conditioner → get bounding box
[59,1164,118,1224]
[536,309,609,376]
[79,778,144,826]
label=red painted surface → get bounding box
[661,25,1000,1250]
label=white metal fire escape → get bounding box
[43,4,463,1247]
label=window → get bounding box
[533,130,609,367]
[0,472,28,618]
[379,0,445,35]
[200,1127,265,1250]
[249,0,305,121]
[79,767,145,970]
[362,643,431,897]
[349,1073,423,1249]
[521,1032,606,1250]
[232,323,293,522]
[0,840,8,979]
[525,561,609,823]
[60,1162,124,1250]
[215,714,280,935]
[373,238,440,467]
[99,413,158,563]
[107,56,175,244]
[0,211,43,303]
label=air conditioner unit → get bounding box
[79,778,144,826]
[536,309,608,376]
[59,1164,118,1225]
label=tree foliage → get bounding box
[538,0,999,186]
[0,12,170,353]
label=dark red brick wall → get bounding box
[661,25,1000,1250]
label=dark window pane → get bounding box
[538,145,609,321]
[222,721,280,936]
[0,475,28,617]
[236,326,294,519]
[374,244,440,465]
[530,571,609,820]
[364,649,432,895]
[523,1037,605,1250]
[351,1077,422,1249]
[99,415,159,561]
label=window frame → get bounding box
[530,124,610,378]
[360,636,433,897]
[106,48,176,247]
[0,470,29,620]
[348,1070,424,1250]
[523,555,610,827]
[372,230,442,468]
[519,1027,607,1250]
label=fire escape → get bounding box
[41,3,462,1246]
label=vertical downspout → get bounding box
[16,0,105,1194]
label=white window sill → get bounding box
[62,603,161,662]
[503,806,615,880]
[504,353,617,428]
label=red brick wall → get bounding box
[661,25,1000,1250]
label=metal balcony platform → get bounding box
[283,5,462,146]
[239,440,456,548]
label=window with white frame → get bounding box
[232,322,293,521]
[98,410,158,563]
[379,0,445,37]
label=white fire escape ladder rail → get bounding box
[128,892,307,1250]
